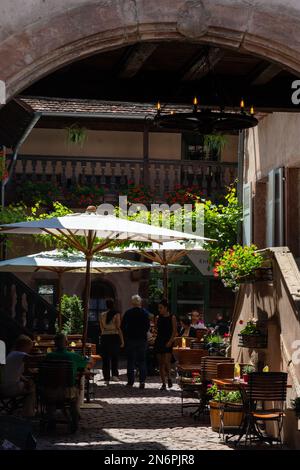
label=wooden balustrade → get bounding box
[0,272,58,334]
[10,154,237,200]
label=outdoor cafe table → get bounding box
[212,378,292,445]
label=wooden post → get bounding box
[57,271,63,331]
[143,124,150,187]
[82,253,92,356]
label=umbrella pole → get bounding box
[82,254,92,356]
[57,271,63,332]
[163,265,169,301]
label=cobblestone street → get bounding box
[37,366,232,451]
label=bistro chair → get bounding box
[174,350,209,419]
[37,359,79,434]
[244,372,288,446]
[216,362,235,380]
[202,356,234,382]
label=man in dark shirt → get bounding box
[213,314,229,336]
[121,295,150,389]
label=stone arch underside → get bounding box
[1,0,300,101]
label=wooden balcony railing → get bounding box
[11,154,237,199]
[0,272,58,334]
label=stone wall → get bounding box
[2,1,300,101]
[230,248,300,448]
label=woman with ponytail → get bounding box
[99,299,124,385]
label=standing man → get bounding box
[121,295,150,389]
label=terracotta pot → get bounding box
[209,401,244,432]
[242,373,249,383]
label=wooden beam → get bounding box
[251,63,282,85]
[182,47,224,81]
[119,43,157,79]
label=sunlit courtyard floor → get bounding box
[36,365,232,451]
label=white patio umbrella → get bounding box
[103,240,209,298]
[0,206,203,351]
[0,249,162,330]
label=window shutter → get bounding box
[243,182,252,246]
[266,169,275,247]
[276,167,285,246]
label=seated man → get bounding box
[0,335,36,417]
[45,333,89,417]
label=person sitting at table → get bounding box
[190,309,207,329]
[45,333,89,417]
[0,335,36,417]
[178,316,196,338]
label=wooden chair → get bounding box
[174,350,208,420]
[202,356,234,382]
[216,362,235,380]
[37,360,79,433]
[244,372,288,446]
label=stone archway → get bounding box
[1,0,300,102]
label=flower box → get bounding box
[238,333,268,349]
[209,401,244,432]
[238,267,273,284]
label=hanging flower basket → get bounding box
[238,319,268,348]
[238,333,268,349]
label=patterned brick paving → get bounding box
[36,367,232,451]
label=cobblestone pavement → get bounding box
[36,366,232,451]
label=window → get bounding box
[175,279,205,316]
[266,168,285,247]
[243,182,252,245]
[89,281,115,323]
[36,281,57,305]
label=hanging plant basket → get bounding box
[238,333,268,349]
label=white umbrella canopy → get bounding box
[103,240,209,297]
[0,249,163,330]
[0,207,203,350]
[0,211,204,242]
[0,249,161,274]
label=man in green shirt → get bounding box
[44,334,89,427]
[46,334,88,386]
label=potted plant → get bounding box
[207,384,244,432]
[242,364,255,383]
[204,334,225,355]
[66,124,87,147]
[238,319,268,349]
[58,294,84,335]
[291,397,300,417]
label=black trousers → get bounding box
[101,334,120,381]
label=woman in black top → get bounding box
[154,299,177,390]
[178,316,197,338]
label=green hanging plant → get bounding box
[203,134,227,156]
[66,124,87,148]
